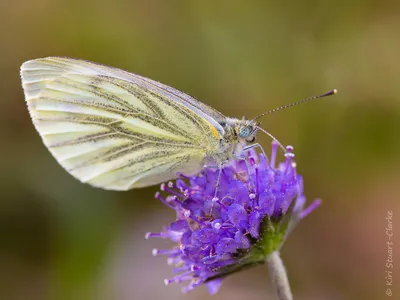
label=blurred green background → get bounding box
[1,1,399,299]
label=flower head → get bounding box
[146,142,321,294]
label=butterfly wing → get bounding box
[127,68,228,131]
[21,57,220,190]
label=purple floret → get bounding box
[146,142,320,294]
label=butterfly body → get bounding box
[20,57,258,190]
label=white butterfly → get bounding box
[21,57,336,191]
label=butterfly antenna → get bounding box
[251,89,337,122]
[255,126,287,153]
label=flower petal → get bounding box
[228,204,248,227]
[206,279,223,295]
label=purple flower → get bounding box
[146,142,321,294]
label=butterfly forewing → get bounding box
[21,57,219,190]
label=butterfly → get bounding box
[20,57,336,191]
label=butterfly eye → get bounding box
[239,126,252,138]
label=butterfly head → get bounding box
[235,119,259,144]
[230,118,286,154]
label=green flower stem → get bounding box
[266,251,293,300]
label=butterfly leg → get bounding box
[235,155,257,196]
[214,165,223,199]
[203,163,225,216]
[236,143,269,196]
[243,143,267,157]
[203,163,224,200]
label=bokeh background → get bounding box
[1,1,399,299]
